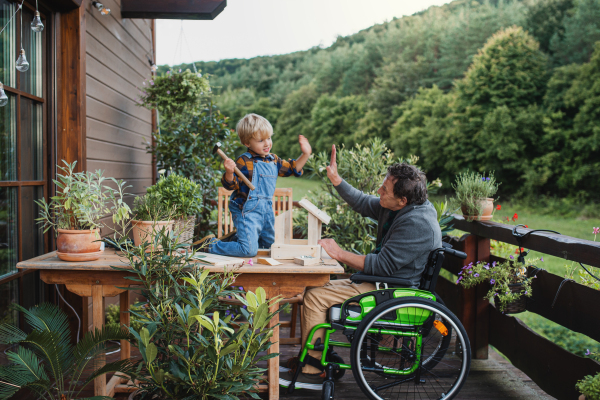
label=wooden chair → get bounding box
[217,186,301,344]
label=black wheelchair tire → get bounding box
[350,297,471,400]
[322,380,334,400]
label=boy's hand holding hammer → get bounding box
[224,158,237,183]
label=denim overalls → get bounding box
[209,152,277,257]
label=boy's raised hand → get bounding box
[299,135,312,155]
[326,144,342,186]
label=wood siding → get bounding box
[83,0,155,330]
[85,0,154,233]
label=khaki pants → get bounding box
[301,279,376,373]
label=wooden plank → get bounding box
[90,0,153,50]
[86,55,149,105]
[257,258,282,266]
[92,285,107,396]
[271,244,320,260]
[87,97,152,136]
[192,254,246,266]
[58,5,87,172]
[294,256,321,266]
[87,119,150,151]
[452,215,600,268]
[307,214,321,246]
[86,10,151,73]
[87,75,151,123]
[266,287,280,400]
[489,303,600,400]
[274,211,285,244]
[87,160,153,180]
[87,138,151,165]
[475,236,490,359]
[121,0,227,20]
[289,239,308,245]
[298,199,331,224]
[526,268,600,343]
[120,291,131,360]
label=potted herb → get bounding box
[109,230,284,400]
[35,160,131,262]
[131,192,175,249]
[452,171,499,221]
[457,257,541,313]
[0,303,134,399]
[146,172,202,245]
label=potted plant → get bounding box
[109,230,284,400]
[130,192,175,249]
[35,160,131,261]
[146,172,202,245]
[452,171,499,221]
[0,302,134,399]
[577,373,600,400]
[457,256,540,313]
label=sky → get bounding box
[156,0,452,66]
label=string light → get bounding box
[31,0,43,32]
[0,82,8,107]
[16,4,29,72]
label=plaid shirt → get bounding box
[222,149,303,207]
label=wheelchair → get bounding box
[285,243,471,400]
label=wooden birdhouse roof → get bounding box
[299,199,331,224]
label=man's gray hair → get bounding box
[387,163,427,205]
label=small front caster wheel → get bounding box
[322,380,335,400]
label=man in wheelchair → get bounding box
[279,145,470,400]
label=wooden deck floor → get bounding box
[103,312,554,400]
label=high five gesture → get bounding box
[326,144,342,186]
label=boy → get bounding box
[207,113,312,257]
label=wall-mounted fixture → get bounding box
[92,1,111,16]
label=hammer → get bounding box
[213,142,256,191]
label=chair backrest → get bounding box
[216,187,293,238]
[419,248,445,293]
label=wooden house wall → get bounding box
[83,0,155,328]
[85,0,154,237]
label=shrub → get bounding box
[147,173,203,219]
[451,171,499,217]
[577,373,600,400]
[132,192,174,222]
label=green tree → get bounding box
[310,94,367,151]
[525,0,574,54]
[550,0,600,65]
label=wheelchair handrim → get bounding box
[355,302,469,400]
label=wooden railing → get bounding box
[437,216,600,400]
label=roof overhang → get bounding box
[121,0,227,20]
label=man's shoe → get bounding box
[279,368,325,391]
[192,234,216,252]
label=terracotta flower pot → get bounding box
[56,228,103,262]
[461,198,494,221]
[131,220,175,250]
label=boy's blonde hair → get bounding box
[236,113,273,145]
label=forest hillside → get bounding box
[161,0,600,199]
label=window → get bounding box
[0,0,49,343]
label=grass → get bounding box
[276,175,319,200]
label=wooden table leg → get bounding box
[92,285,107,396]
[267,288,280,400]
[120,290,130,361]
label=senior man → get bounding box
[280,144,442,390]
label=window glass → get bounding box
[0,94,16,181]
[0,1,16,88]
[0,187,17,278]
[21,6,43,97]
[20,185,43,262]
[20,98,42,181]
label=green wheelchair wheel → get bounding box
[350,297,471,400]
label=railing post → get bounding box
[475,235,490,359]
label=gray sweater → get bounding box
[334,179,442,287]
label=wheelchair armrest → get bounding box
[350,272,413,287]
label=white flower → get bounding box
[158,169,166,175]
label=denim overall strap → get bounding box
[249,158,278,200]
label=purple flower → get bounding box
[477,261,481,264]
[524,291,528,295]
[179,69,182,73]
[456,277,463,284]
[541,257,544,262]
[506,291,510,294]
[474,273,479,277]
[509,255,514,260]
[468,270,473,274]
[238,287,244,290]
[167,90,171,94]
[484,264,490,270]
[492,261,497,267]
[490,279,496,285]
[458,271,463,275]
[494,293,498,296]
[585,349,591,356]
[167,70,171,75]
[150,80,154,85]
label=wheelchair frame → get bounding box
[285,244,470,400]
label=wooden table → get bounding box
[17,249,344,400]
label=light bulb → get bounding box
[0,83,8,107]
[100,7,110,15]
[16,49,29,72]
[31,11,44,32]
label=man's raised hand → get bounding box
[326,144,342,186]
